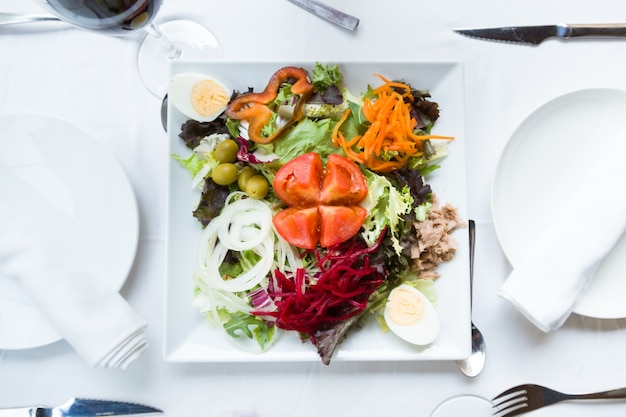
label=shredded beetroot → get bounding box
[255,232,387,337]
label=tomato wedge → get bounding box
[272,152,369,249]
[272,207,320,250]
[318,205,367,247]
[319,153,368,205]
[273,152,322,207]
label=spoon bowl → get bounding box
[161,94,168,131]
[455,220,486,377]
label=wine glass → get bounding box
[32,0,223,98]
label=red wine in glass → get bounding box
[43,0,163,35]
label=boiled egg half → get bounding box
[169,73,230,122]
[384,284,439,345]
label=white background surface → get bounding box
[2,0,626,416]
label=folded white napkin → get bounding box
[0,204,148,368]
[498,130,626,332]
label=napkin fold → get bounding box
[0,203,147,368]
[498,130,626,332]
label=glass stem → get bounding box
[145,22,182,60]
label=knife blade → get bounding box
[0,398,162,417]
[455,23,626,45]
[287,0,359,30]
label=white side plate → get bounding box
[492,88,626,319]
[0,114,139,349]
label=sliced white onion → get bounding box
[238,121,250,140]
[216,198,272,251]
[209,237,274,293]
[195,218,221,280]
[274,229,303,273]
[195,196,275,294]
[192,162,212,190]
[192,283,253,315]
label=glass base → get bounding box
[430,395,493,417]
[137,19,223,98]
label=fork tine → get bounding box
[491,387,528,408]
[494,397,527,415]
[492,385,528,401]
[492,385,530,417]
[494,403,530,417]
[492,390,526,409]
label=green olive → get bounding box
[211,163,238,186]
[237,166,257,190]
[245,175,269,199]
[214,139,239,163]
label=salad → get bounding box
[172,63,463,364]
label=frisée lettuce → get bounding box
[360,169,413,254]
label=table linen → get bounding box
[498,129,626,332]
[0,204,147,368]
[2,0,626,416]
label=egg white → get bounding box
[384,284,440,345]
[169,73,230,122]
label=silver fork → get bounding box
[493,383,626,416]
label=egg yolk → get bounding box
[191,80,229,118]
[388,288,425,326]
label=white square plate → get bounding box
[164,61,470,363]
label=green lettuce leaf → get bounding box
[272,118,341,163]
[360,169,413,254]
[172,152,204,177]
[222,312,276,350]
[311,62,343,92]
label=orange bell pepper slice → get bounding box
[225,66,314,144]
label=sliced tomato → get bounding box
[272,206,320,250]
[273,152,369,249]
[319,153,368,205]
[273,152,322,206]
[318,205,367,248]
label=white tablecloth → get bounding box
[2,0,626,416]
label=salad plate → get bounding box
[492,88,626,319]
[164,61,469,362]
[0,114,139,349]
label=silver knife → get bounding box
[455,23,626,45]
[287,0,359,30]
[0,398,162,417]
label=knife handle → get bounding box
[567,23,626,38]
[0,407,32,417]
[287,0,359,30]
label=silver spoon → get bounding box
[161,94,168,131]
[0,13,61,26]
[455,219,486,377]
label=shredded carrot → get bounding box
[332,75,454,173]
